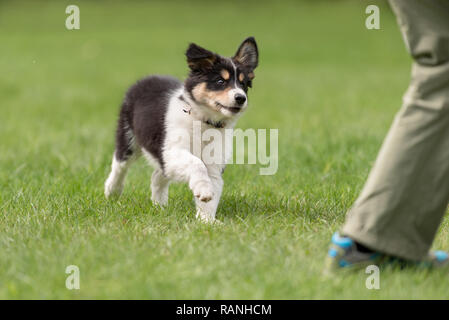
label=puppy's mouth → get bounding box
[215,102,241,113]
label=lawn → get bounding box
[1,0,448,299]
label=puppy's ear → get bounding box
[233,37,258,71]
[186,43,217,71]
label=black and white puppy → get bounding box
[105,37,259,223]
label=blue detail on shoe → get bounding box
[328,248,338,257]
[339,259,350,267]
[326,232,383,271]
[332,232,353,248]
[434,250,448,262]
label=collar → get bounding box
[178,94,226,129]
[205,119,225,129]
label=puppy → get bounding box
[104,37,259,223]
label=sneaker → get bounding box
[325,232,382,272]
[325,232,449,272]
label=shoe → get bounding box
[325,232,382,272]
[325,232,449,272]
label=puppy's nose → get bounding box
[234,93,246,106]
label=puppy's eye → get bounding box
[216,79,225,85]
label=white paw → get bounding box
[193,181,214,202]
[210,218,223,225]
[104,180,123,198]
[196,212,222,225]
[151,194,168,207]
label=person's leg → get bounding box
[341,0,449,261]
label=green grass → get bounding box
[1,0,448,299]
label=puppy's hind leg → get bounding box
[105,154,133,198]
[151,168,170,206]
[105,117,137,198]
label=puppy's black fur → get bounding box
[115,76,182,167]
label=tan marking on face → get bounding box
[239,73,244,82]
[248,72,255,80]
[192,82,233,111]
[210,87,232,105]
[221,69,230,80]
[192,83,208,104]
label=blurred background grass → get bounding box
[1,0,448,299]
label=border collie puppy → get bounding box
[105,37,259,223]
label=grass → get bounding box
[1,0,448,299]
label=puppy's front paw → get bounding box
[196,209,221,224]
[193,181,214,202]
